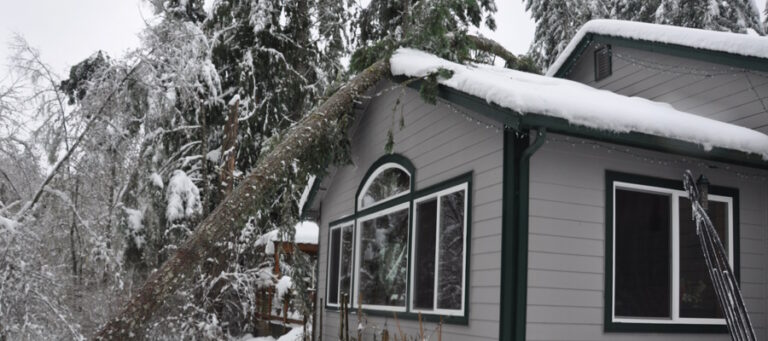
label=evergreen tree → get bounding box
[655,0,764,35]
[527,0,765,70]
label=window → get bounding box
[355,204,410,310]
[326,154,471,322]
[411,184,468,315]
[326,223,354,307]
[607,172,737,332]
[358,163,411,210]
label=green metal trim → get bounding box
[499,129,521,341]
[553,33,768,78]
[604,170,740,334]
[516,129,546,341]
[552,33,595,78]
[499,128,546,341]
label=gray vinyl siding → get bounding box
[564,44,768,134]
[315,81,504,340]
[526,133,768,341]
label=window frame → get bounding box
[325,153,472,324]
[325,221,355,308]
[409,183,469,316]
[356,162,412,211]
[605,171,740,333]
[353,202,411,312]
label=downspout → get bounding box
[514,128,547,341]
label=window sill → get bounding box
[605,321,728,334]
[323,306,469,326]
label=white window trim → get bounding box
[408,183,468,317]
[611,181,734,325]
[357,163,411,210]
[326,222,354,308]
[353,202,410,312]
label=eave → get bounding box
[551,33,768,78]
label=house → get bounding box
[302,20,768,340]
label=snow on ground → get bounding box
[390,48,768,160]
[547,19,768,76]
[236,326,306,341]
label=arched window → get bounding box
[356,157,413,210]
[326,154,471,320]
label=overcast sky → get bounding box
[0,1,536,78]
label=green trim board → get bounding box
[604,170,740,333]
[552,33,768,78]
[499,128,547,341]
[322,152,474,325]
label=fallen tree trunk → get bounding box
[94,60,390,340]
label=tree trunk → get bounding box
[94,59,390,340]
[220,99,239,197]
[467,35,519,68]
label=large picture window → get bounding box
[606,171,737,332]
[326,154,471,322]
[411,184,467,315]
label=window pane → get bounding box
[615,189,671,318]
[438,191,465,310]
[679,198,728,318]
[340,226,354,302]
[328,228,341,305]
[358,209,409,307]
[413,199,437,310]
[361,168,410,208]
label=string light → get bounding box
[435,97,504,134]
[546,135,768,181]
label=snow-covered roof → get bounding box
[390,48,768,160]
[547,19,768,77]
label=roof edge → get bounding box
[396,76,768,170]
[550,33,768,78]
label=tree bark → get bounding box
[467,35,519,67]
[220,99,239,197]
[94,59,390,340]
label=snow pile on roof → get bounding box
[255,221,319,254]
[294,221,318,244]
[547,19,768,76]
[390,48,768,159]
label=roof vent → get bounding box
[594,45,612,82]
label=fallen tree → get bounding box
[94,32,525,339]
[94,59,390,340]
